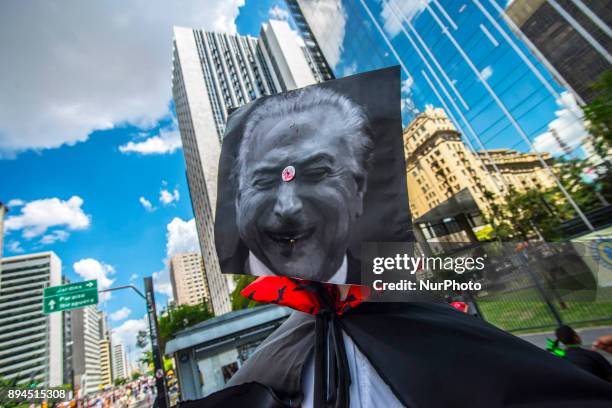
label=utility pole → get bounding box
[144,277,168,408]
[98,281,168,407]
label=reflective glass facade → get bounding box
[287,0,596,160]
[286,0,610,234]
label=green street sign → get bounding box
[44,279,97,297]
[43,280,98,314]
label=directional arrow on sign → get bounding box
[43,280,98,314]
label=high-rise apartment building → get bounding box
[112,342,128,381]
[71,305,102,395]
[506,0,611,104]
[98,311,112,387]
[0,252,63,386]
[259,20,318,89]
[172,19,320,315]
[99,338,112,387]
[170,252,209,306]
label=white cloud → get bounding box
[401,76,414,94]
[129,273,139,282]
[110,306,132,322]
[7,199,24,207]
[153,217,199,299]
[112,315,148,365]
[342,62,358,77]
[39,230,70,245]
[269,5,289,20]
[139,196,155,212]
[159,189,180,206]
[73,258,116,300]
[401,76,419,116]
[381,0,431,38]
[4,196,90,239]
[307,0,346,68]
[166,217,199,256]
[119,128,182,155]
[480,65,493,81]
[0,0,245,156]
[533,91,587,156]
[6,240,24,254]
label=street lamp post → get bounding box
[98,279,168,408]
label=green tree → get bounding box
[139,350,174,374]
[230,275,262,311]
[0,377,29,408]
[158,302,213,352]
[484,187,571,241]
[560,158,610,207]
[114,377,127,386]
[583,70,612,159]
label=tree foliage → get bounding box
[139,350,174,374]
[230,274,261,311]
[158,302,213,352]
[583,70,612,159]
[485,187,570,241]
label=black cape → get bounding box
[180,302,612,407]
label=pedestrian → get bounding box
[593,334,612,354]
[555,325,612,382]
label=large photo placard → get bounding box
[214,66,412,284]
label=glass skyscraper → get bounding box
[286,0,605,231]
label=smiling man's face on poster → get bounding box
[235,89,372,282]
[215,67,412,284]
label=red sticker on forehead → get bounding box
[282,165,295,182]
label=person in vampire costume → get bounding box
[183,68,612,407]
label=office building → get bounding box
[259,20,318,89]
[71,305,102,395]
[170,252,209,306]
[172,19,320,315]
[98,311,112,387]
[0,252,63,386]
[405,108,556,246]
[112,342,128,381]
[285,0,594,230]
[506,0,611,104]
[99,338,112,388]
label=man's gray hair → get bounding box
[236,86,374,186]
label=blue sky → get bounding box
[0,0,288,363]
[0,0,591,362]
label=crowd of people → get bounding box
[55,377,156,408]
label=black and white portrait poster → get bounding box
[215,66,412,284]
